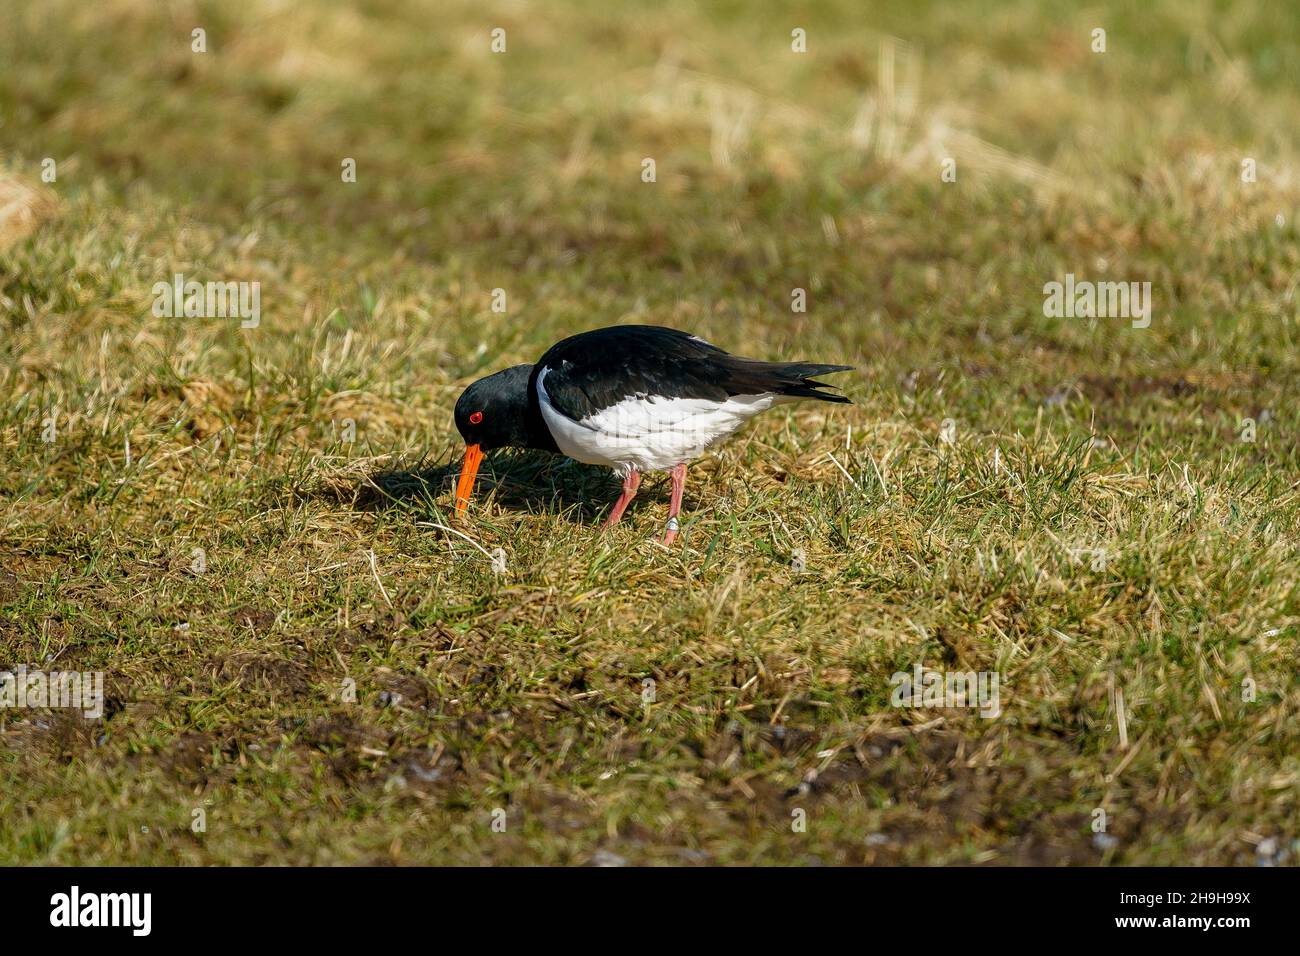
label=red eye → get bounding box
[469,411,483,425]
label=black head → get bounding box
[452,364,545,515]
[453,364,535,451]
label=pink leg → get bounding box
[603,470,641,528]
[662,463,687,544]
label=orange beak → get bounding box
[454,443,483,515]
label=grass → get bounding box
[1,0,1298,865]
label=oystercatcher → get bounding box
[453,325,851,543]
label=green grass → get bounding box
[1,0,1298,865]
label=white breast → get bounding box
[536,368,780,475]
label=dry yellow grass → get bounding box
[1,0,1298,865]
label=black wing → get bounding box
[533,325,851,420]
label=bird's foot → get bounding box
[661,516,680,545]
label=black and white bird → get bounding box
[452,325,852,543]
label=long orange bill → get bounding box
[454,444,483,515]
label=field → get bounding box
[1,0,1298,865]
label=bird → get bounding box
[452,325,852,543]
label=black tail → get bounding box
[770,362,854,404]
